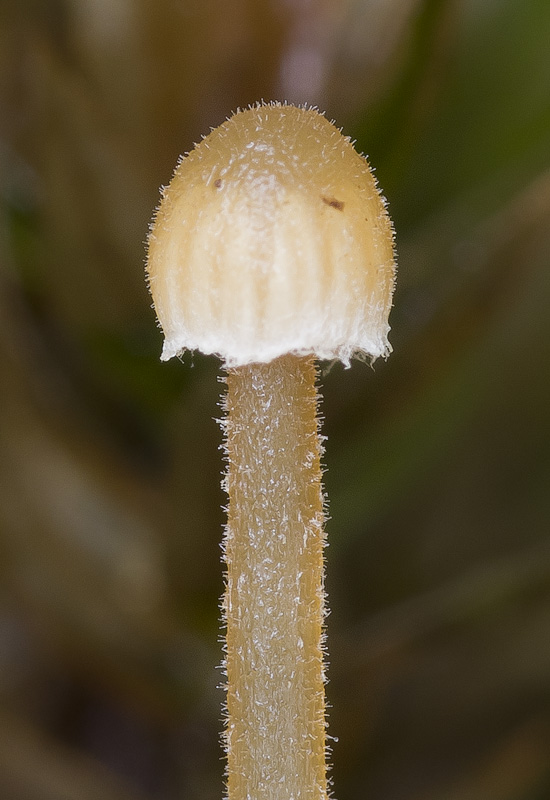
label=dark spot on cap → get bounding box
[214,178,222,189]
[322,195,344,211]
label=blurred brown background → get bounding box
[1,0,550,798]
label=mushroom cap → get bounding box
[147,103,395,367]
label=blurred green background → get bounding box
[1,0,550,798]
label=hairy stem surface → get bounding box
[223,354,327,800]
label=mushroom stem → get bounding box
[223,354,327,800]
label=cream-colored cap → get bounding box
[147,102,395,367]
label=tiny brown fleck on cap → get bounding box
[322,196,345,211]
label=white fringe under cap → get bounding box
[146,102,396,367]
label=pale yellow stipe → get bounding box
[223,355,327,800]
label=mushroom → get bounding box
[147,102,395,800]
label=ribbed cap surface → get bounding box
[147,103,395,366]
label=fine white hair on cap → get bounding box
[147,102,396,367]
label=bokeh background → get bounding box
[1,0,550,798]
